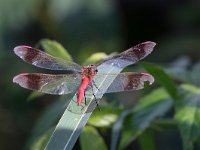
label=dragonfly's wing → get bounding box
[14,46,82,72]
[104,72,154,93]
[13,73,81,95]
[97,41,156,68]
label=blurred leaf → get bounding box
[165,56,191,82]
[88,107,122,128]
[152,119,177,129]
[27,91,44,101]
[180,84,200,94]
[30,128,54,150]
[190,62,200,87]
[80,126,107,150]
[40,39,72,61]
[111,110,130,150]
[83,52,108,65]
[132,90,173,134]
[166,61,200,88]
[175,84,200,150]
[118,114,133,150]
[133,88,171,112]
[140,62,179,99]
[138,130,156,150]
[25,99,65,149]
[32,99,65,136]
[119,88,173,150]
[132,99,172,130]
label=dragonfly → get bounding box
[13,41,156,112]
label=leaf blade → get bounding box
[40,39,72,61]
[88,107,122,128]
[140,62,179,99]
[111,110,130,150]
[119,88,173,150]
[80,126,108,150]
[175,84,200,150]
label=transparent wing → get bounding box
[13,73,81,95]
[14,46,82,72]
[97,41,156,68]
[90,72,154,94]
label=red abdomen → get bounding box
[77,77,90,106]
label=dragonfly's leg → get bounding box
[84,91,87,105]
[91,85,101,111]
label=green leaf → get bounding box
[118,114,133,150]
[138,130,156,150]
[132,88,173,130]
[25,100,65,149]
[111,110,130,150]
[80,126,107,150]
[190,62,200,86]
[133,99,173,131]
[164,56,191,82]
[31,100,65,136]
[152,118,177,129]
[133,88,171,112]
[30,128,54,150]
[140,62,179,100]
[175,84,200,150]
[40,39,72,61]
[83,52,108,65]
[132,89,173,135]
[27,91,44,101]
[180,84,200,94]
[119,88,173,150]
[88,107,122,127]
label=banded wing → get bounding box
[13,73,81,95]
[14,46,82,72]
[92,72,154,93]
[98,41,156,68]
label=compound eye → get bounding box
[95,69,98,73]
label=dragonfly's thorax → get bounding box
[81,65,98,80]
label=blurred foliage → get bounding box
[1,0,200,150]
[39,39,73,61]
[80,126,107,150]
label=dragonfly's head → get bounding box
[82,65,98,79]
[87,64,98,74]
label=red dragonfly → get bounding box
[13,41,156,108]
